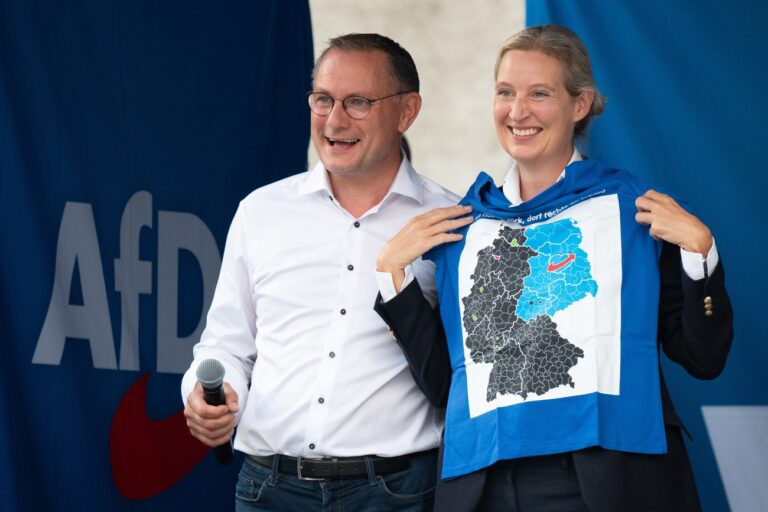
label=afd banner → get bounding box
[527,2,768,510]
[0,1,313,509]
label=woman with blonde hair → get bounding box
[375,24,732,511]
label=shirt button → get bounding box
[347,264,354,271]
[329,351,336,358]
[340,308,347,315]
[318,397,325,404]
[353,221,360,228]
[309,443,315,450]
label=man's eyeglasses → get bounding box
[307,91,414,120]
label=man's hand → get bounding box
[377,205,473,292]
[184,382,239,447]
[635,190,713,255]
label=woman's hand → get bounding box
[377,205,474,292]
[635,190,713,255]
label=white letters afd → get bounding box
[32,191,221,374]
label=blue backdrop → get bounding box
[528,2,768,510]
[0,1,313,509]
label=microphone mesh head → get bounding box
[196,358,225,389]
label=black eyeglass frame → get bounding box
[307,91,415,119]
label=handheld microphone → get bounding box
[196,358,234,465]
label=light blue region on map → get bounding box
[516,219,598,321]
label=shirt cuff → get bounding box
[376,265,414,302]
[680,238,719,281]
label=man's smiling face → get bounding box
[310,49,407,181]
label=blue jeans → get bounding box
[235,450,437,511]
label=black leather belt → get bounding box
[250,453,413,481]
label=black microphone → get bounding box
[196,358,234,465]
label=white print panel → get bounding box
[459,194,622,418]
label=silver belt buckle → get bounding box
[296,456,328,481]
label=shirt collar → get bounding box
[297,152,424,205]
[501,148,583,206]
[297,160,334,197]
[385,153,424,205]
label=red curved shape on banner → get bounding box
[110,373,210,500]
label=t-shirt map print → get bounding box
[461,218,597,402]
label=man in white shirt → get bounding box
[181,33,457,511]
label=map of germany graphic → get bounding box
[462,219,598,401]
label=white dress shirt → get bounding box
[182,157,458,458]
[378,149,717,301]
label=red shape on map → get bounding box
[547,253,576,272]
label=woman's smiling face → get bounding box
[494,49,591,172]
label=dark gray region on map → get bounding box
[462,226,584,401]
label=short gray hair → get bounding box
[314,33,419,93]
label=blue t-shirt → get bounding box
[427,160,667,479]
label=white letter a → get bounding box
[33,202,117,369]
